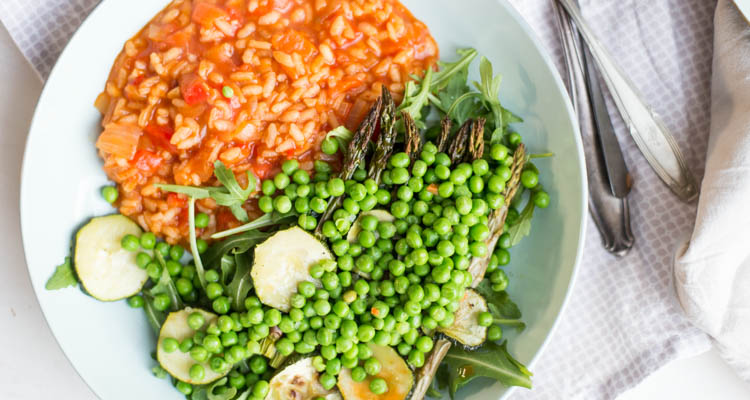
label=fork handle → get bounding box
[557,0,698,202]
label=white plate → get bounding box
[20,0,587,399]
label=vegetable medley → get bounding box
[48,48,550,399]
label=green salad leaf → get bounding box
[399,67,434,123]
[45,257,77,290]
[225,253,253,311]
[431,48,478,91]
[507,199,535,247]
[475,280,525,330]
[440,341,532,398]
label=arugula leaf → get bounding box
[211,212,297,239]
[188,197,208,291]
[219,254,235,283]
[143,293,166,335]
[431,48,478,91]
[472,57,505,136]
[191,377,237,400]
[150,252,184,312]
[212,161,256,222]
[398,67,433,122]
[507,199,535,247]
[475,280,525,330]
[226,253,253,311]
[45,257,77,290]
[203,230,273,269]
[442,341,532,397]
[158,161,256,223]
[153,184,212,199]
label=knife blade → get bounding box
[581,45,632,198]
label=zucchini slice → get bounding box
[266,357,342,400]
[437,288,488,348]
[157,308,228,384]
[346,210,395,242]
[74,214,148,301]
[252,226,333,312]
[338,344,413,400]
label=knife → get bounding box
[581,45,631,198]
[557,0,698,202]
[554,0,635,255]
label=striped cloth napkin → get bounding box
[0,0,720,398]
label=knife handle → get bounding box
[557,0,698,202]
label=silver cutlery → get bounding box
[554,0,635,255]
[557,0,698,202]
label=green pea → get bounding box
[488,175,506,194]
[348,366,366,382]
[252,380,270,398]
[100,185,119,204]
[255,195,272,213]
[186,312,205,330]
[488,325,503,341]
[249,355,268,374]
[470,241,488,257]
[176,381,193,395]
[189,364,205,380]
[490,269,509,291]
[397,341,412,357]
[364,356,382,375]
[352,168,367,181]
[533,190,550,208]
[212,296,230,314]
[273,172,290,190]
[195,213,211,229]
[521,170,539,188]
[319,373,337,391]
[490,143,509,160]
[272,195,292,213]
[391,167,410,184]
[434,164,450,181]
[357,324,376,342]
[153,293,171,311]
[134,252,151,269]
[120,234,140,251]
[127,295,144,308]
[321,137,338,154]
[477,311,493,327]
[357,230,376,248]
[259,179,274,195]
[154,241,169,257]
[407,349,425,368]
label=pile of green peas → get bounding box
[118,134,547,397]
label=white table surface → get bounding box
[1,23,749,400]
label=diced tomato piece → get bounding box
[271,30,318,61]
[179,74,208,105]
[132,149,163,172]
[192,2,229,27]
[166,192,186,208]
[144,123,177,152]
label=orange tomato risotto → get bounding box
[95,0,437,243]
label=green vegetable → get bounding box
[101,186,118,204]
[439,341,532,396]
[45,257,77,290]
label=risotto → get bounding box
[95,0,437,243]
